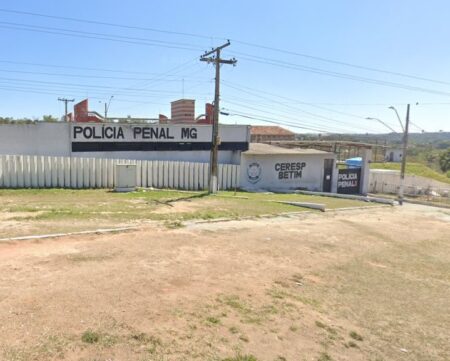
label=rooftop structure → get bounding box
[250,126,296,143]
[170,99,196,123]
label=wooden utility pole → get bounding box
[398,104,410,205]
[58,98,74,122]
[200,41,237,193]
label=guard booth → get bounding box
[240,143,338,192]
[337,152,371,195]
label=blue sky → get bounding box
[0,0,449,133]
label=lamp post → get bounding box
[388,106,405,132]
[389,105,410,205]
[366,108,410,205]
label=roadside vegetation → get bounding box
[370,162,450,184]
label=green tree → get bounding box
[439,149,450,172]
[42,114,59,122]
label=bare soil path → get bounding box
[0,205,449,361]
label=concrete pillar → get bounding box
[331,158,338,193]
[360,148,372,195]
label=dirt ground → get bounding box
[0,205,449,361]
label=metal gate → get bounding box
[323,159,334,192]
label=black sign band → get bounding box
[72,141,249,152]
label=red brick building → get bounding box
[250,126,296,143]
[68,99,104,123]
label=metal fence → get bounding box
[0,155,240,191]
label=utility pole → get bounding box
[58,98,74,122]
[104,95,114,121]
[200,41,237,193]
[398,104,410,205]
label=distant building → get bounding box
[250,126,296,143]
[68,98,213,125]
[69,99,103,123]
[69,98,164,123]
[385,148,403,162]
[170,99,196,123]
[159,99,213,125]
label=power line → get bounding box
[0,85,169,105]
[107,60,207,110]
[0,59,203,76]
[0,68,210,82]
[0,21,199,49]
[0,76,209,93]
[222,80,430,133]
[232,41,450,87]
[0,83,189,100]
[222,108,337,133]
[222,99,372,133]
[2,8,448,88]
[2,8,447,87]
[234,53,450,97]
[222,81,381,132]
[0,22,203,51]
[223,80,373,123]
[0,8,218,41]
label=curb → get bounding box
[0,226,137,243]
[186,204,391,226]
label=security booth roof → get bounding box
[345,157,363,168]
[243,143,334,156]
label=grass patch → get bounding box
[268,287,320,308]
[0,188,375,238]
[222,355,258,361]
[315,321,337,336]
[349,331,363,341]
[81,330,99,344]
[217,294,280,325]
[347,341,358,348]
[206,316,221,325]
[317,352,333,361]
[239,335,249,342]
[67,253,114,263]
[164,220,184,229]
[315,321,326,329]
[129,333,162,354]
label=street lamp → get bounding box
[366,108,410,206]
[365,117,398,133]
[388,106,405,132]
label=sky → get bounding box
[0,0,450,133]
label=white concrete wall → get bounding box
[0,123,71,156]
[369,169,450,195]
[71,150,239,164]
[360,148,372,195]
[240,153,337,192]
[0,123,248,165]
[0,154,240,191]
